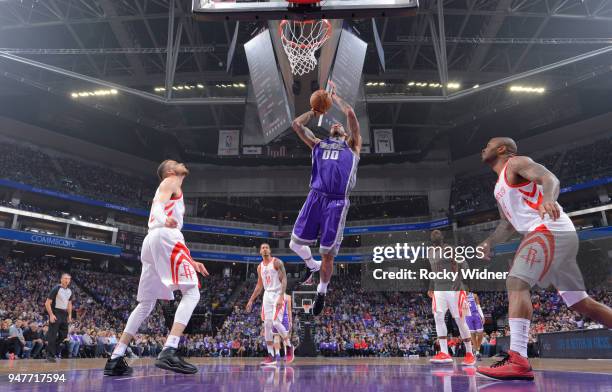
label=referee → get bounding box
[45,273,73,362]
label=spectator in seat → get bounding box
[68,328,82,358]
[0,320,10,359]
[7,319,28,359]
[81,330,95,358]
[23,322,44,359]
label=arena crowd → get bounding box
[1,255,608,360]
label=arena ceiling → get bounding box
[0,0,611,164]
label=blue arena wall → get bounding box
[0,227,122,257]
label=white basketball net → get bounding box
[280,19,332,76]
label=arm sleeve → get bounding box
[47,286,59,301]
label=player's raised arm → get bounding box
[479,204,516,260]
[508,156,561,220]
[246,264,264,312]
[292,110,321,149]
[331,89,362,154]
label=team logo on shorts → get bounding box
[520,247,540,268]
[170,242,196,285]
[515,224,555,281]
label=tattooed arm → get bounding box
[330,83,362,154]
[508,156,561,220]
[274,259,288,312]
[292,110,321,149]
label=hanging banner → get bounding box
[218,130,240,156]
[373,129,394,153]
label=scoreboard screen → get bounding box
[244,29,293,144]
[319,26,370,146]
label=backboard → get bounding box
[193,0,419,21]
[292,291,318,313]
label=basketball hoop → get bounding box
[302,303,312,314]
[279,18,332,76]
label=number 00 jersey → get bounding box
[310,137,359,198]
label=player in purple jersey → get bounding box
[465,292,485,359]
[289,85,362,316]
[272,294,294,363]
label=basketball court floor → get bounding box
[1,357,610,391]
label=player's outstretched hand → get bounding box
[246,300,253,313]
[193,261,209,277]
[538,201,560,221]
[165,216,178,228]
[329,80,336,96]
[478,241,492,261]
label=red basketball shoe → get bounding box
[462,352,476,366]
[260,356,277,366]
[285,346,294,364]
[477,350,534,381]
[430,352,453,364]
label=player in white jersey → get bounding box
[246,243,294,366]
[476,137,612,381]
[427,230,476,366]
[104,160,209,376]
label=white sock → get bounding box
[267,345,275,357]
[464,340,473,355]
[305,257,322,271]
[284,339,292,348]
[439,338,448,355]
[317,281,329,294]
[111,342,127,359]
[274,347,279,356]
[289,240,320,270]
[509,318,530,358]
[164,335,180,349]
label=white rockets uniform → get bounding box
[429,253,469,319]
[260,258,284,322]
[494,158,587,306]
[137,189,199,301]
[432,290,468,319]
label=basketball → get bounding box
[310,90,333,114]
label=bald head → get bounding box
[481,137,518,165]
[490,137,517,155]
[430,230,444,245]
